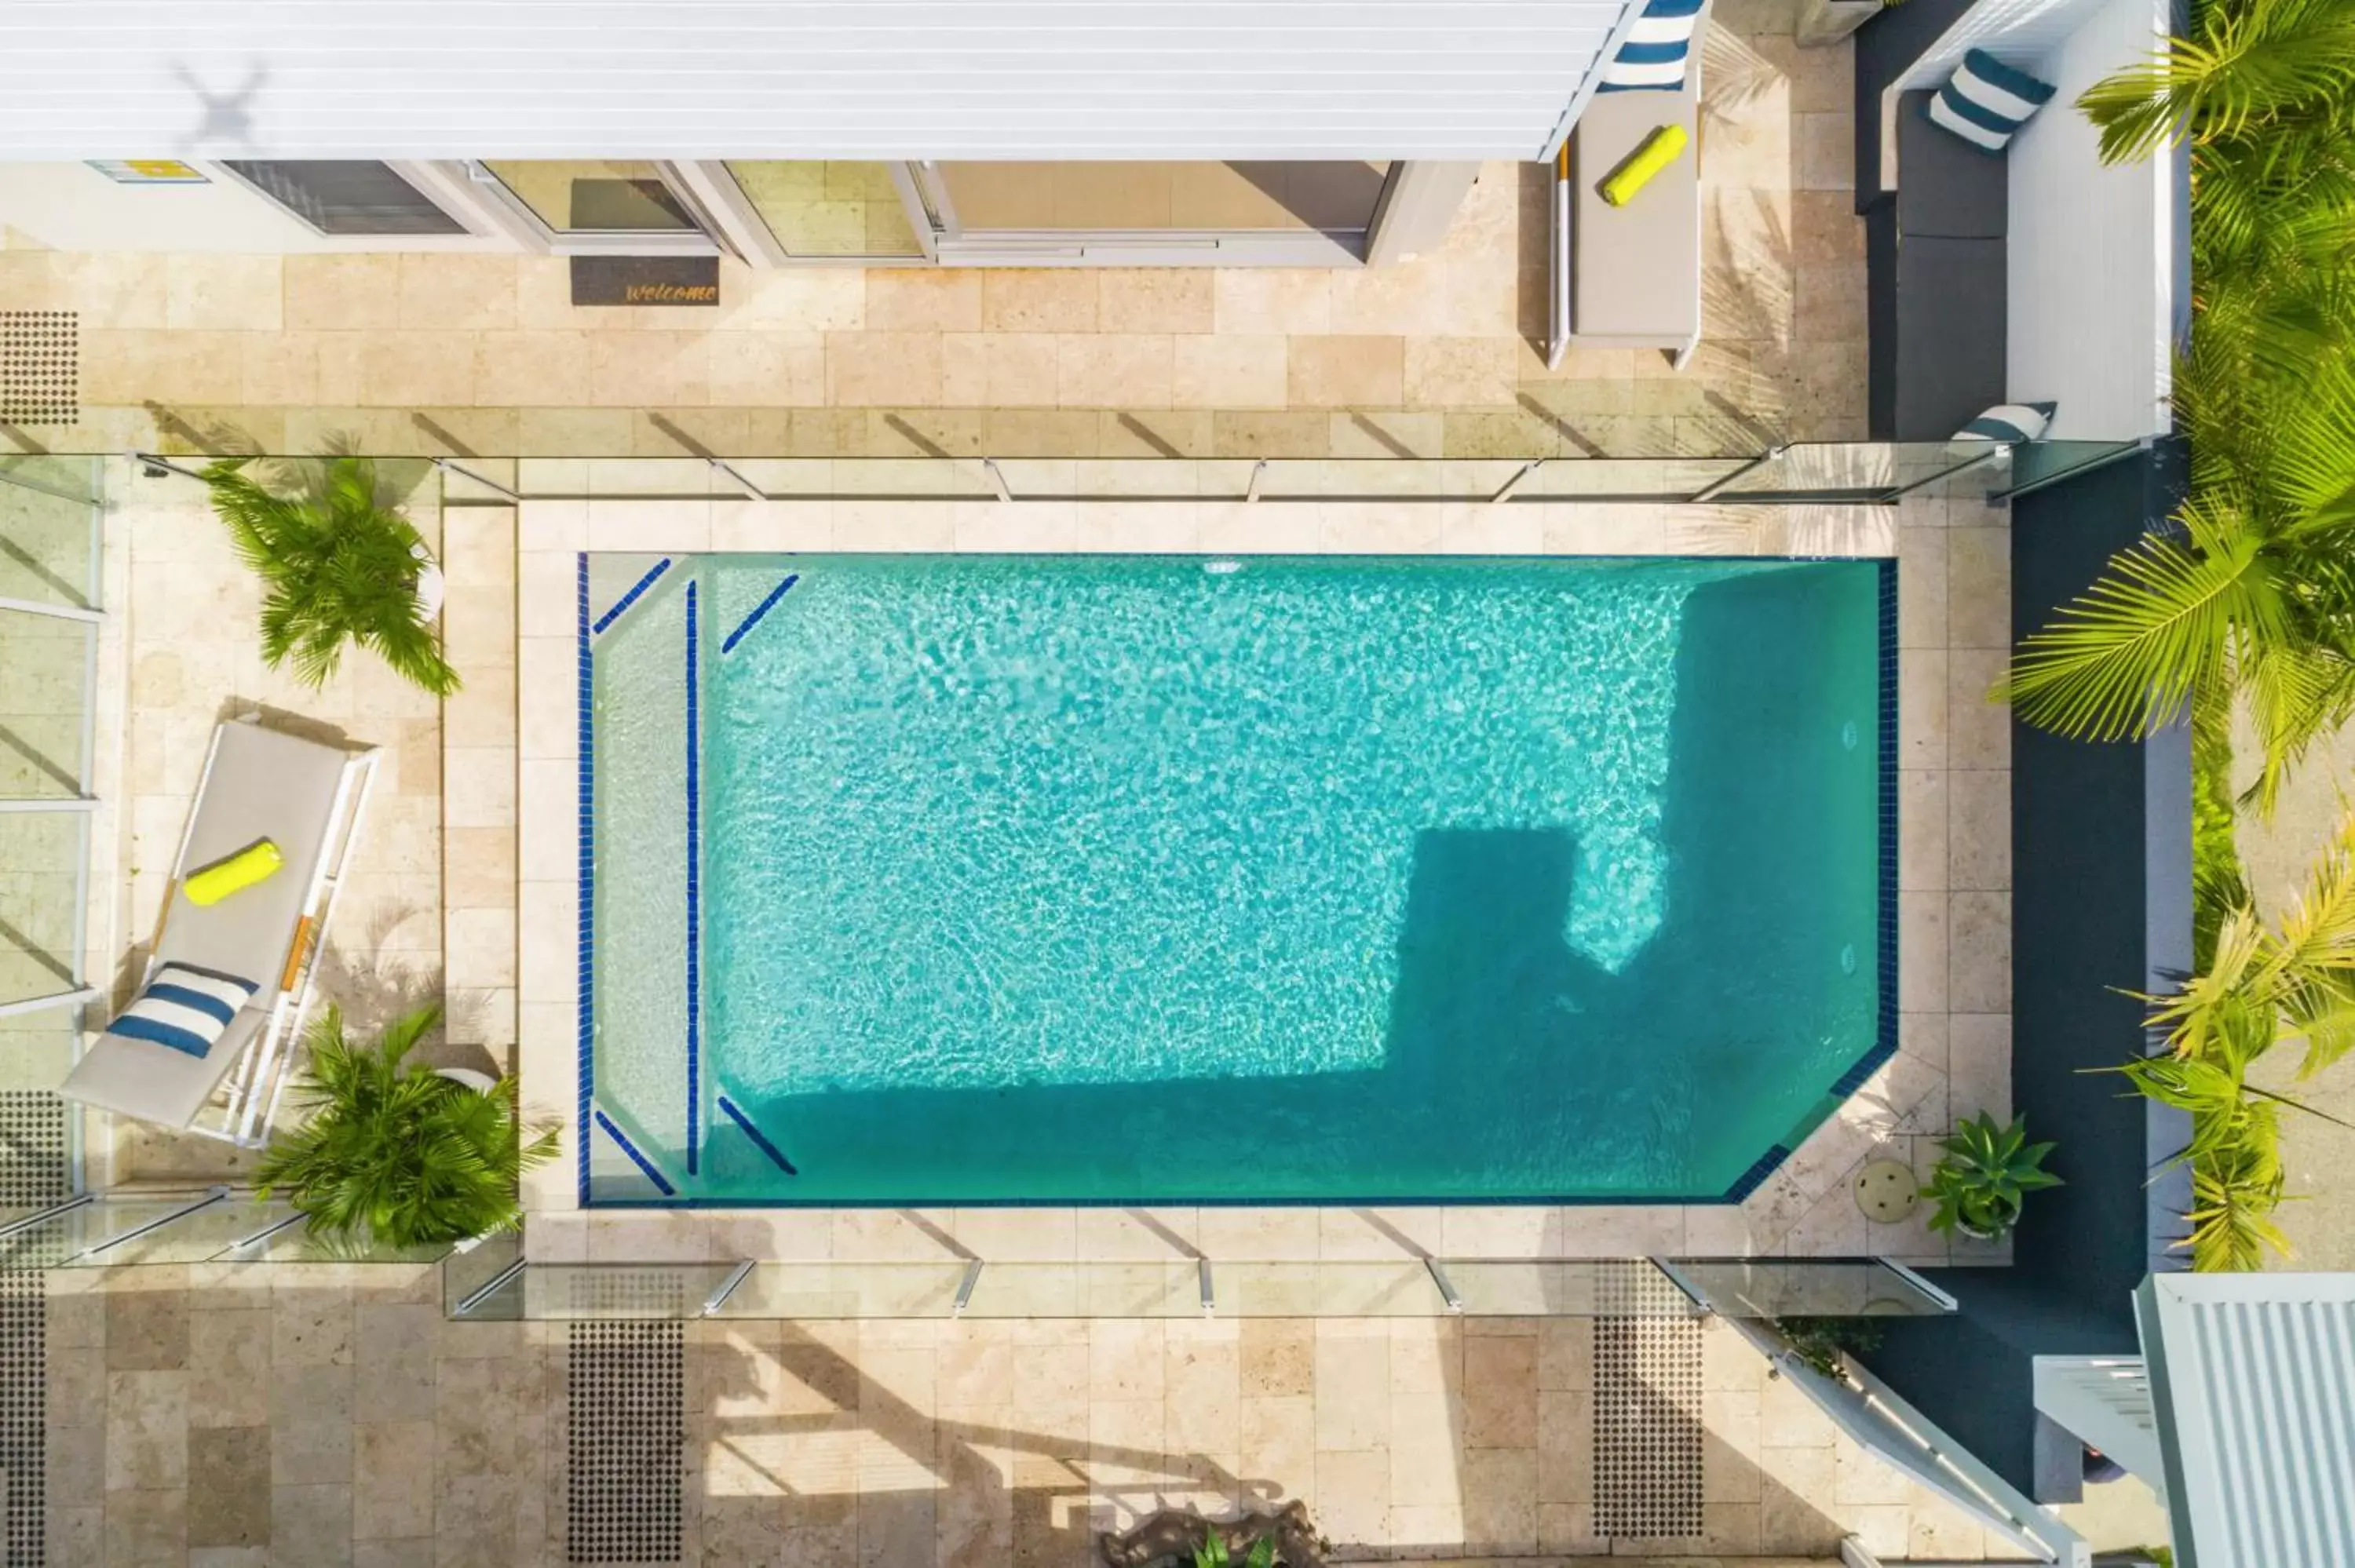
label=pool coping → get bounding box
[513,494,2008,1267]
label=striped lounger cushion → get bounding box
[104,965,259,1058]
[1928,49,2057,152]
[1596,0,1706,92]
[1956,402,2057,442]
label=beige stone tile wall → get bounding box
[1,13,1860,469]
[42,1264,2008,1567]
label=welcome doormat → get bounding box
[571,256,720,308]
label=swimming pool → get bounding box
[582,552,1889,1205]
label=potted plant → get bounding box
[1773,1315,1884,1385]
[1798,0,1904,48]
[203,454,461,697]
[1100,1501,1327,1568]
[254,1003,557,1249]
[1924,1111,2062,1242]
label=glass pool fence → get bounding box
[107,439,2147,510]
[2,1194,1952,1323]
[441,1253,1955,1324]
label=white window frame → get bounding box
[671,160,939,268]
[439,160,728,257]
[201,159,502,250]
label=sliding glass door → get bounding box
[721,162,929,259]
[697,160,1397,266]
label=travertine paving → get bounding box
[41,1263,2018,1567]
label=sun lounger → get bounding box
[1552,3,1709,371]
[60,719,378,1147]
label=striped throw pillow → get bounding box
[1596,0,1707,93]
[104,964,258,1059]
[1927,49,2056,152]
[1955,402,2057,443]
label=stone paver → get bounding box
[40,1264,2010,1566]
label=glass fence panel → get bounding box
[1217,1260,1447,1318]
[440,1231,525,1314]
[1443,1260,1699,1317]
[241,1229,456,1265]
[1992,439,2146,498]
[958,1262,1199,1319]
[725,459,851,498]
[0,608,97,799]
[577,460,725,498]
[53,1195,290,1267]
[21,447,2118,509]
[0,809,88,1016]
[1709,443,1981,501]
[0,983,83,1110]
[0,1198,213,1267]
[830,458,996,499]
[0,454,102,607]
[1252,460,1526,500]
[1665,1259,1953,1318]
[717,1261,971,1320]
[513,1263,739,1320]
[1523,457,1751,501]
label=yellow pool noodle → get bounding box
[186,840,282,906]
[1600,124,1690,207]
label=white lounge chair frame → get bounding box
[87,721,378,1148]
[1548,0,1711,373]
[210,731,373,1147]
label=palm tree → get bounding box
[1999,355,2355,808]
[2000,0,2355,810]
[2115,809,2355,1267]
[205,455,462,698]
[254,1004,557,1249]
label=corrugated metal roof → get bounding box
[0,0,1637,162]
[2138,1273,2355,1568]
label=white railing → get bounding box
[2034,1355,2165,1498]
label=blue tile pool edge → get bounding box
[577,550,1902,1211]
[575,553,594,1207]
[685,579,703,1176]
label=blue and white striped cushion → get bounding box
[1955,402,2057,443]
[1595,0,1706,93]
[104,965,258,1059]
[1927,49,2057,152]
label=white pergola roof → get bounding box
[2138,1272,2355,1568]
[0,0,1636,162]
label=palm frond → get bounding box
[201,454,459,699]
[2000,500,2283,740]
[2079,0,2355,162]
[2183,1159,2292,1271]
[2233,640,2355,813]
[254,1002,555,1249]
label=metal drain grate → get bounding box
[0,1271,42,1567]
[0,1092,71,1208]
[1592,1267,1703,1538]
[566,1321,684,1564]
[0,311,77,425]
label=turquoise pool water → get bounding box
[586,553,1885,1204]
